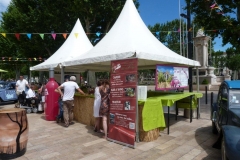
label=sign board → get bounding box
[108,58,138,148]
[155,65,189,91]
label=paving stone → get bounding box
[79,152,106,160]
[136,141,159,151]
[1,98,222,160]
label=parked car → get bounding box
[211,80,240,159]
[0,81,18,103]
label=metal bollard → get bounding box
[205,86,208,104]
[210,92,214,120]
[211,92,214,106]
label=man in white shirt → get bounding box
[26,86,36,98]
[15,75,30,107]
[26,85,37,107]
[57,76,85,127]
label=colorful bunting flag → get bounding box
[39,34,44,40]
[62,33,67,39]
[74,33,79,38]
[51,33,56,40]
[210,3,216,8]
[15,33,20,40]
[96,32,101,37]
[27,33,31,39]
[1,33,6,38]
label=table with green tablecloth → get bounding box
[138,92,203,135]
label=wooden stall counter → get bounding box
[73,94,95,127]
[73,94,160,142]
[73,92,202,142]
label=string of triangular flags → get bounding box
[209,0,232,25]
[0,57,46,61]
[0,28,227,40]
[154,28,225,37]
[0,32,105,40]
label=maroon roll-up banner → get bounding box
[108,58,138,148]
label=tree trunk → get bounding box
[104,21,112,34]
[15,67,20,80]
[85,18,91,38]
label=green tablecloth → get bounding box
[139,92,203,131]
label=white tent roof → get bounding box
[30,18,93,71]
[62,0,200,71]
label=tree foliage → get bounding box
[225,47,240,71]
[0,0,139,77]
[186,0,240,50]
[147,19,198,57]
[148,19,184,54]
[212,50,226,70]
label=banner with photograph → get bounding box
[155,65,189,91]
[108,58,138,148]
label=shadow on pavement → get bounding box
[85,125,105,138]
[195,126,221,160]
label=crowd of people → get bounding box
[14,75,111,138]
[15,75,46,110]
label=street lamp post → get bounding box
[180,1,193,92]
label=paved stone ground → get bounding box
[0,91,221,160]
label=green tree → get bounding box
[186,0,240,50]
[212,50,226,75]
[148,19,184,54]
[0,0,139,76]
[225,47,240,71]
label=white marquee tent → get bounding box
[30,19,93,72]
[62,0,200,71]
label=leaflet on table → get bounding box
[155,65,189,90]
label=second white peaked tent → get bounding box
[30,18,93,71]
[62,0,200,71]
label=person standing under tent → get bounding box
[15,75,30,108]
[99,80,110,139]
[55,78,69,123]
[93,80,102,132]
[57,76,86,127]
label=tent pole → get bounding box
[60,65,65,84]
[196,66,200,118]
[196,67,199,93]
[179,0,182,56]
[29,68,32,83]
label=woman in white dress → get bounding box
[93,81,102,132]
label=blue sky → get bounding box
[138,0,231,52]
[0,0,231,51]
